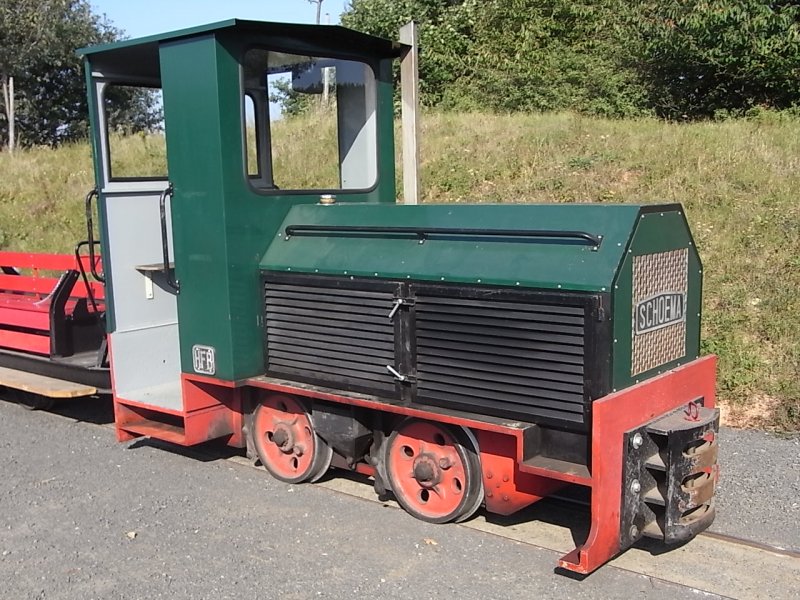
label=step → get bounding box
[520,454,591,484]
[119,419,186,445]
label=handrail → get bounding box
[159,183,180,293]
[284,225,603,248]
[84,188,105,283]
[74,240,102,314]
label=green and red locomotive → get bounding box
[0,20,719,573]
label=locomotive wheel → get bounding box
[386,419,483,524]
[252,394,333,484]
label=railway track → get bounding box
[265,455,800,599]
[149,442,800,598]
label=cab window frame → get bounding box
[240,44,381,196]
[101,81,167,183]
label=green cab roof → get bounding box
[78,19,403,81]
[260,203,679,292]
[78,18,403,59]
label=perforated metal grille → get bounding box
[631,248,688,376]
[264,282,397,394]
[414,295,587,426]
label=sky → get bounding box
[89,0,351,38]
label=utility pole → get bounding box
[307,1,329,107]
[307,0,324,25]
[322,13,331,104]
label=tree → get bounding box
[269,78,315,117]
[342,0,800,119]
[0,0,60,151]
[626,1,800,118]
[342,0,476,107]
[342,0,645,115]
[0,0,157,149]
[306,1,638,114]
[459,0,646,116]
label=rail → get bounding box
[84,189,105,283]
[159,183,180,293]
[284,225,603,249]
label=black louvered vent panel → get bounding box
[264,282,396,394]
[415,295,587,426]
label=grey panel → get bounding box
[102,188,181,411]
[111,324,182,411]
[337,61,377,189]
[104,192,177,333]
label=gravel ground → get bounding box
[0,399,726,600]
[2,396,798,599]
[712,427,800,552]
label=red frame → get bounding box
[110,356,716,574]
[111,356,244,448]
[558,355,717,573]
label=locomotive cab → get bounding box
[79,19,719,575]
[79,20,399,412]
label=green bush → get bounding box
[342,0,800,120]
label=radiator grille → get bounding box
[264,276,596,428]
[414,295,587,426]
[264,282,397,394]
[631,248,688,376]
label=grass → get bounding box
[0,111,797,431]
[0,142,94,253]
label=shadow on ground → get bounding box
[0,389,114,425]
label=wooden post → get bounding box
[8,76,14,153]
[1,77,7,150]
[399,21,420,205]
[2,76,14,153]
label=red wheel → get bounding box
[385,419,483,524]
[252,394,332,484]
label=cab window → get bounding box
[242,49,377,192]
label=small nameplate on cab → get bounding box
[192,345,216,375]
[634,292,686,335]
